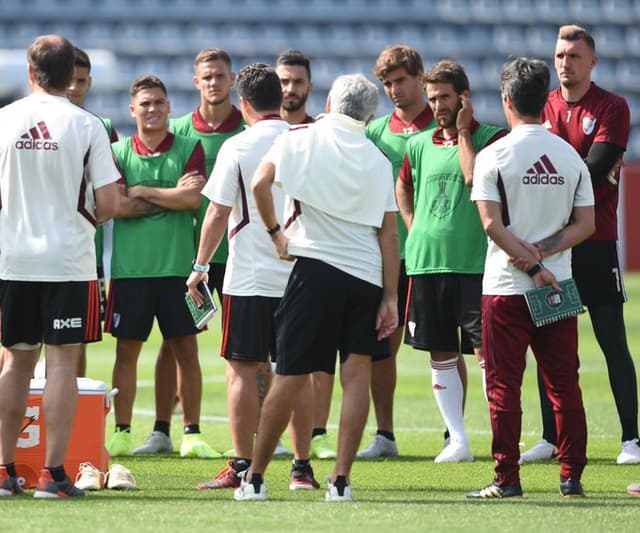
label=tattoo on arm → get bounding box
[134,198,165,215]
[535,231,563,256]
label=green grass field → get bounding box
[9,275,640,532]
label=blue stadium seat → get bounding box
[1,0,89,21]
[592,26,627,58]
[82,22,118,49]
[469,0,504,23]
[113,23,152,55]
[134,57,175,81]
[395,25,425,50]
[359,25,395,57]
[48,23,82,45]
[6,22,44,49]
[626,128,640,159]
[116,56,139,83]
[186,23,229,53]
[526,25,560,58]
[423,24,495,58]
[626,27,640,56]
[296,25,331,56]
[319,24,359,57]
[168,89,197,117]
[481,58,505,92]
[354,0,438,24]
[306,91,326,118]
[152,23,191,56]
[536,0,570,24]
[460,58,489,90]
[502,0,541,23]
[311,57,346,88]
[591,57,618,89]
[492,25,529,57]
[621,92,640,126]
[343,58,376,80]
[617,59,640,91]
[225,25,267,56]
[261,25,296,57]
[601,0,639,25]
[567,0,603,25]
[436,0,472,24]
[468,90,505,126]
[93,0,137,20]
[168,0,203,17]
[168,56,197,90]
[85,92,129,123]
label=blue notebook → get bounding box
[524,278,585,327]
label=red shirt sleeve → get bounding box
[593,97,630,150]
[398,154,414,187]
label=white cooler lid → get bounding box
[29,377,108,394]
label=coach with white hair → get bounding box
[234,73,399,502]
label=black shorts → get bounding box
[220,294,279,362]
[572,240,626,307]
[404,273,482,354]
[398,260,409,327]
[207,262,226,304]
[104,277,200,341]
[275,257,390,376]
[0,280,101,347]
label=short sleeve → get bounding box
[383,163,397,212]
[263,132,286,184]
[593,97,630,150]
[88,117,120,190]
[470,147,501,203]
[573,160,595,207]
[202,141,239,207]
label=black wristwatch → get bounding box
[266,223,281,235]
[526,262,544,277]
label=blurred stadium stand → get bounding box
[0,0,638,157]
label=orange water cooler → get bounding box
[14,378,112,489]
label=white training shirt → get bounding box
[471,124,594,295]
[201,118,292,297]
[0,93,120,281]
[264,114,397,287]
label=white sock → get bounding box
[478,359,488,401]
[431,356,467,446]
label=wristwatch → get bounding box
[192,261,210,273]
[526,262,544,277]
[266,223,281,235]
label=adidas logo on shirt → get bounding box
[15,121,58,151]
[522,154,564,185]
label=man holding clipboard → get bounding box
[468,57,594,499]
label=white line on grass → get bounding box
[130,408,618,439]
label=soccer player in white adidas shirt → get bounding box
[186,64,320,492]
[467,58,594,499]
[0,35,119,498]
